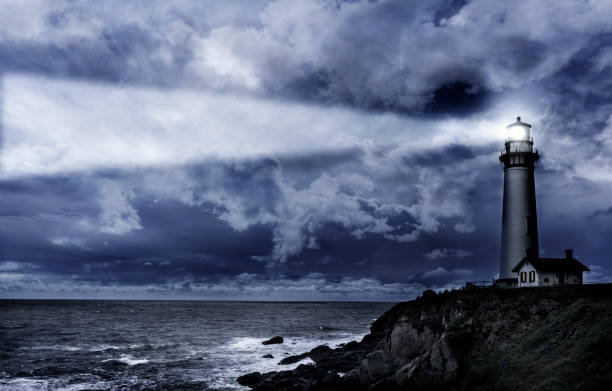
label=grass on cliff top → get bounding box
[464,295,612,391]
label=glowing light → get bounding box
[507,124,529,141]
[1,73,536,178]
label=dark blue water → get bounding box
[0,300,393,390]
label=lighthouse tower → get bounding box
[498,117,539,287]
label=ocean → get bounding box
[0,300,394,390]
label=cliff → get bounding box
[237,284,612,391]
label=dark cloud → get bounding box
[1,139,611,298]
[425,82,491,116]
[2,0,612,299]
[0,29,162,84]
[0,144,485,291]
[589,207,612,220]
[433,0,468,27]
[405,144,480,167]
[3,0,609,115]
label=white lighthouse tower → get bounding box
[497,117,539,287]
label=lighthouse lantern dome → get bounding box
[506,116,531,141]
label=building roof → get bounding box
[507,116,532,128]
[511,257,590,273]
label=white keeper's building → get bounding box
[511,249,589,288]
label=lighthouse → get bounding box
[497,117,539,287]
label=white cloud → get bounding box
[97,180,142,235]
[423,249,447,260]
[0,261,30,272]
[1,73,501,253]
[50,236,89,250]
[0,1,57,41]
[189,26,265,90]
[269,172,396,261]
[423,266,450,279]
[1,0,610,120]
[0,74,386,176]
[573,115,612,184]
[181,0,612,110]
[192,165,474,262]
[66,151,480,261]
[0,1,264,45]
[1,73,540,179]
[6,0,605,264]
[423,248,473,260]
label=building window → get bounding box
[529,271,535,282]
[520,272,527,282]
[544,278,549,283]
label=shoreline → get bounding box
[238,284,612,391]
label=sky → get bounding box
[1,0,612,300]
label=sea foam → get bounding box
[102,355,150,366]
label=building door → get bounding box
[559,272,565,284]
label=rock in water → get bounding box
[279,345,332,365]
[262,336,284,345]
[236,372,263,386]
[262,354,274,359]
[278,352,308,365]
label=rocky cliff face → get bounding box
[238,284,612,391]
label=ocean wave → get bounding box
[89,344,123,352]
[20,345,81,352]
[224,337,264,351]
[3,301,389,391]
[90,342,176,352]
[20,344,134,352]
[225,334,360,353]
[0,377,114,391]
[203,334,363,389]
[102,355,150,366]
[0,378,50,391]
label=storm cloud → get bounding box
[1,0,612,299]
